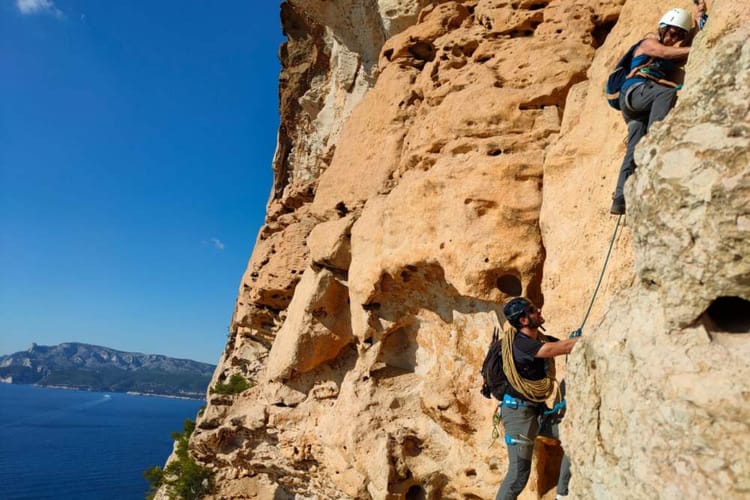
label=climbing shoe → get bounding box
[610,195,626,215]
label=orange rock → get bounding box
[178,1,750,499]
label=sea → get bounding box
[0,383,205,500]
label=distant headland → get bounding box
[0,342,215,399]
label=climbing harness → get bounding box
[501,393,539,409]
[538,399,567,431]
[490,407,533,447]
[489,395,564,447]
[576,214,624,335]
[543,399,566,417]
[489,396,545,445]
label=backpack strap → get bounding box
[628,46,680,89]
[633,70,680,88]
[626,57,654,80]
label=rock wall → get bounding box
[186,1,750,499]
[564,2,750,498]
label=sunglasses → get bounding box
[525,306,538,315]
[663,26,687,41]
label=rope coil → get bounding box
[500,324,559,403]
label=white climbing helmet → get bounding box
[658,8,693,32]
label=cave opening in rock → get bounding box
[591,19,617,48]
[497,274,523,296]
[405,484,426,500]
[527,2,549,11]
[704,296,750,333]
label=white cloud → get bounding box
[16,0,63,17]
[210,238,225,251]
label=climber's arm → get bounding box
[535,338,579,358]
[636,38,691,59]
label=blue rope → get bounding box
[575,214,624,335]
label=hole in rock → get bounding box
[592,19,617,48]
[335,201,349,216]
[403,436,423,457]
[528,2,548,10]
[408,41,435,62]
[496,274,522,296]
[462,41,479,57]
[703,296,750,333]
[406,485,426,500]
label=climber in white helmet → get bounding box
[610,3,708,215]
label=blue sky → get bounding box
[0,0,285,364]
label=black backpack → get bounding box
[480,327,511,400]
[605,41,642,110]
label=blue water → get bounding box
[0,384,205,500]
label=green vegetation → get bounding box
[210,373,254,395]
[144,419,213,500]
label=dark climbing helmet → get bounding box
[503,297,533,328]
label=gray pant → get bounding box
[495,405,572,500]
[557,453,571,496]
[495,405,539,500]
[614,81,678,198]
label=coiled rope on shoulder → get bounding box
[500,324,559,403]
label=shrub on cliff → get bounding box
[144,418,213,500]
[210,373,254,395]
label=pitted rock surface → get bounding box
[173,1,750,499]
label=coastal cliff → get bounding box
[0,343,214,398]
[180,1,749,498]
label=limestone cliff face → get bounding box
[189,1,749,499]
[564,3,750,498]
